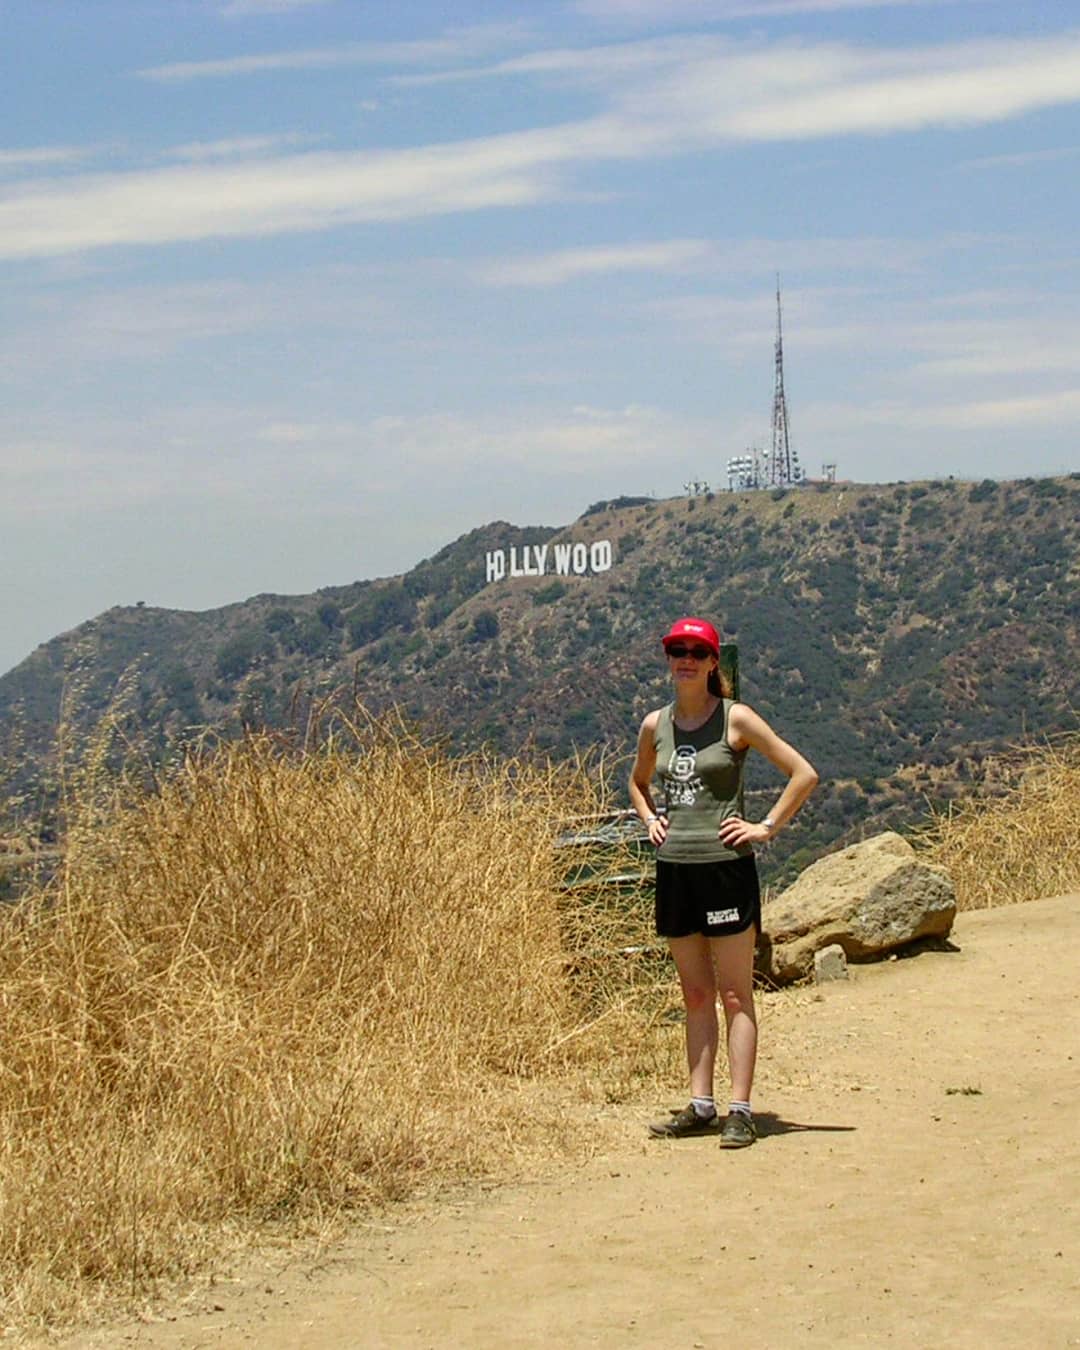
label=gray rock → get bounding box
[813,943,848,982]
[761,832,956,985]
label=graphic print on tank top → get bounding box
[667,744,704,806]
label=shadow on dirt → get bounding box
[755,1112,857,1139]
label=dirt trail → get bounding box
[64,894,1080,1349]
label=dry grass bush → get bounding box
[918,734,1080,910]
[551,824,686,1105]
[0,714,676,1327]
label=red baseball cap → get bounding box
[661,617,720,657]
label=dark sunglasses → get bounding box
[666,644,714,661]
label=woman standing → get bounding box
[629,617,818,1146]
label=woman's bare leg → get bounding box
[710,927,758,1103]
[667,934,719,1099]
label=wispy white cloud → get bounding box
[8,32,1080,260]
[481,233,946,288]
[478,239,713,286]
[575,0,969,19]
[139,44,440,82]
[388,30,1080,149]
[402,29,1080,143]
[958,144,1080,171]
[138,23,532,81]
[393,33,717,87]
[909,328,1080,379]
[611,33,1080,146]
[809,386,1080,433]
[24,280,282,356]
[0,402,696,525]
[1,403,391,520]
[0,436,204,515]
[165,133,323,161]
[361,403,700,473]
[641,281,1080,403]
[0,144,103,173]
[0,269,393,370]
[729,0,966,13]
[0,133,569,259]
[256,419,358,443]
[932,388,1080,428]
[222,0,329,16]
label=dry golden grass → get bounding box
[9,710,1075,1329]
[0,715,678,1328]
[918,733,1080,910]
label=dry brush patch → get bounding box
[918,733,1080,910]
[0,722,671,1328]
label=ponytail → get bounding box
[707,665,732,699]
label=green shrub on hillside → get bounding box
[346,583,416,647]
[161,664,201,723]
[215,632,273,681]
[533,581,567,606]
[470,610,499,642]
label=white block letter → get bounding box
[572,542,588,574]
[486,550,505,583]
[590,540,613,573]
[553,543,573,575]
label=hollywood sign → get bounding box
[485,539,614,583]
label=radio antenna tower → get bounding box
[765,277,801,488]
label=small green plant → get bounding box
[533,581,568,606]
[470,609,499,641]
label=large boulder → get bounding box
[759,832,956,985]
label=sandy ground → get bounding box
[60,893,1079,1349]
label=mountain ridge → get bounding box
[3,475,1078,882]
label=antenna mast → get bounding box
[765,277,801,487]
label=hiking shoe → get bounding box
[719,1110,757,1148]
[648,1104,720,1138]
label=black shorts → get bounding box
[654,854,761,939]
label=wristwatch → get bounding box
[762,817,777,836]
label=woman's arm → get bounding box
[628,709,668,847]
[718,702,819,849]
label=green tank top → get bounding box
[653,698,751,863]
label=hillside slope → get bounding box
[3,476,1078,879]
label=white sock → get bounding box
[691,1096,717,1119]
[729,1100,752,1118]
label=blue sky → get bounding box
[3,0,1079,676]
